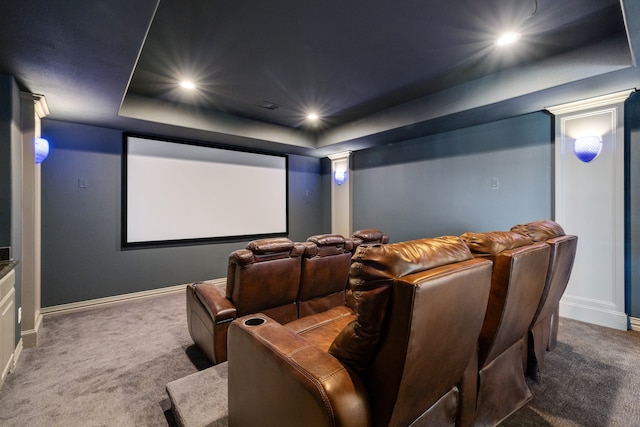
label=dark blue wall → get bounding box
[626,92,640,317]
[40,120,325,307]
[0,76,13,246]
[1,74,22,346]
[39,105,640,319]
[351,112,554,242]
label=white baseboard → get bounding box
[11,338,23,373]
[630,317,640,332]
[40,282,205,318]
[559,300,628,331]
[21,312,43,349]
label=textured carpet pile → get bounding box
[0,292,211,426]
[0,290,639,426]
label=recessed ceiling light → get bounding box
[180,80,196,90]
[496,32,521,46]
[307,112,319,121]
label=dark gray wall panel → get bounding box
[1,74,23,346]
[352,112,554,243]
[287,154,324,241]
[627,92,640,317]
[0,75,12,246]
[40,120,323,307]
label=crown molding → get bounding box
[546,89,636,115]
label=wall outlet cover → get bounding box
[0,247,10,261]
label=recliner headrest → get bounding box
[460,231,533,255]
[231,238,304,266]
[510,220,565,242]
[304,234,354,256]
[352,235,473,279]
[246,237,295,254]
[307,234,345,246]
[351,228,389,244]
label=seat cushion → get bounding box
[285,306,355,352]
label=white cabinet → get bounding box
[1,269,16,387]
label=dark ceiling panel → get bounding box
[0,0,637,156]
[127,0,625,129]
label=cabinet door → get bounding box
[1,270,16,385]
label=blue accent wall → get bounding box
[36,105,640,320]
[0,74,23,346]
[40,120,325,307]
[0,76,13,246]
[626,92,640,317]
[351,112,554,242]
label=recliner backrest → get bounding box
[510,220,578,328]
[351,228,389,246]
[298,234,355,317]
[329,236,493,426]
[226,237,304,324]
[531,234,577,328]
[461,230,550,367]
[511,220,578,379]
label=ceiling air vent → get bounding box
[258,101,281,110]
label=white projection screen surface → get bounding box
[123,135,288,246]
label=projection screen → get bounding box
[123,134,288,247]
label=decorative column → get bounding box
[327,151,352,237]
[20,92,49,348]
[547,89,633,330]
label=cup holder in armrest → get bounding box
[243,317,266,327]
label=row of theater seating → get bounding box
[186,229,389,364]
[187,221,577,426]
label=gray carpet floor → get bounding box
[0,291,212,427]
[0,290,639,426]
[502,318,640,427]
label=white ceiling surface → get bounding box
[1,1,640,157]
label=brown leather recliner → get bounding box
[227,236,493,427]
[511,220,578,381]
[186,237,304,364]
[187,234,361,364]
[298,234,355,318]
[460,230,550,427]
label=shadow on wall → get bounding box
[353,111,553,170]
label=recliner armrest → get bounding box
[227,314,370,427]
[191,282,237,323]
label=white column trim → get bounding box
[553,92,630,330]
[19,92,49,349]
[328,151,352,237]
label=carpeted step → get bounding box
[166,362,229,427]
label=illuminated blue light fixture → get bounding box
[334,169,347,185]
[573,135,602,163]
[35,137,50,164]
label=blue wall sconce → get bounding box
[334,169,347,185]
[573,135,602,163]
[35,137,50,164]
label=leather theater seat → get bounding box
[227,236,493,427]
[186,237,304,364]
[460,230,550,427]
[510,220,578,381]
[186,233,362,365]
[298,234,355,318]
